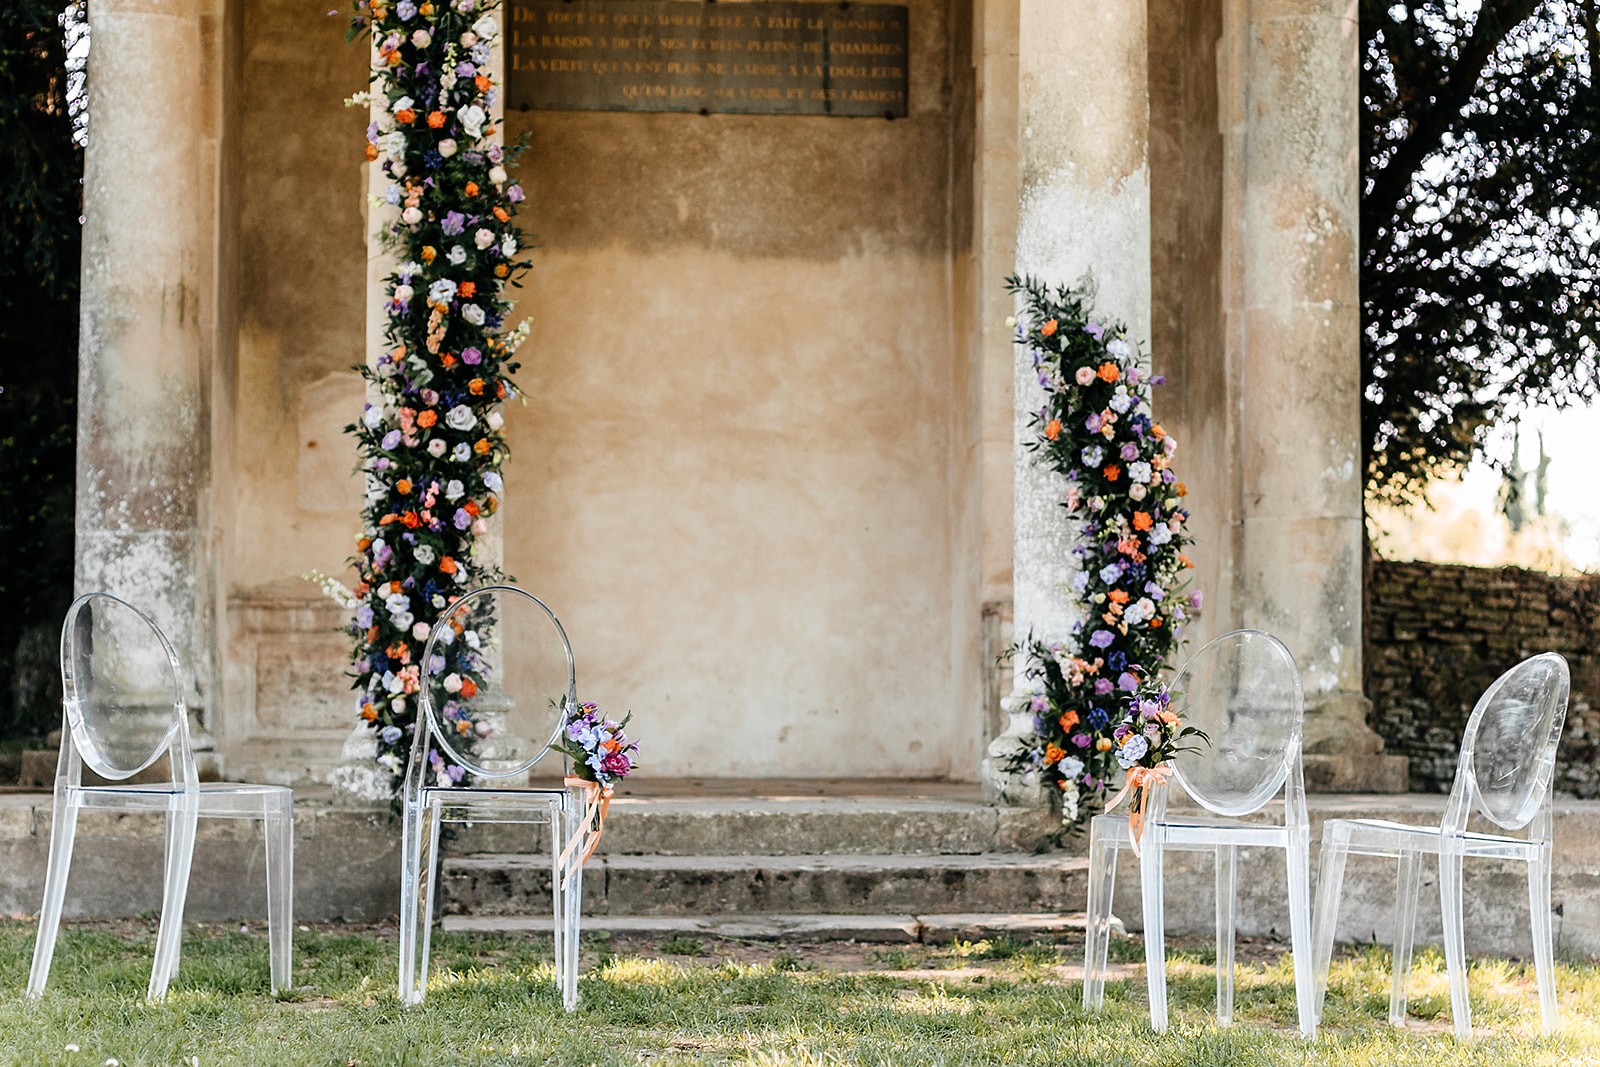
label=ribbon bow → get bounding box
[558,775,613,890]
[1102,763,1173,855]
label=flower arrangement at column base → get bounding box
[1003,274,1203,833]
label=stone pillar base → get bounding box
[980,687,1051,808]
[1302,690,1408,793]
[329,723,394,807]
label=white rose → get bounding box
[446,406,476,431]
[363,405,383,429]
[414,544,436,564]
[391,95,415,114]
[443,673,463,694]
[448,245,467,265]
[388,699,406,717]
[1128,482,1147,501]
[454,567,469,583]
[483,471,502,492]
[392,611,414,631]
[471,13,498,38]
[474,227,495,249]
[411,622,431,641]
[488,165,507,185]
[401,206,422,225]
[393,283,414,303]
[459,30,477,46]
[427,439,447,457]
[487,411,503,431]
[438,138,458,158]
[380,130,406,161]
[500,235,517,256]
[411,28,431,47]
[461,303,485,325]
[445,479,467,500]
[457,105,487,139]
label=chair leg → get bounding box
[265,805,294,994]
[1439,845,1472,1040]
[415,805,443,1005]
[1083,830,1118,1011]
[1389,848,1422,1028]
[562,801,583,1012]
[1528,849,1558,1035]
[1286,834,1316,1039]
[1215,844,1237,1028]
[398,802,432,1006]
[1310,830,1348,1027]
[148,803,199,1002]
[1140,828,1169,1033]
[27,791,80,998]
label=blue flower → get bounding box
[1098,563,1123,584]
[1116,734,1149,768]
[380,725,402,744]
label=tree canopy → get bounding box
[1362,0,1600,506]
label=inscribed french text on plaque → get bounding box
[508,1,909,117]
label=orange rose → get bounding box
[1097,362,1121,383]
[401,510,421,529]
[1151,424,1167,439]
[1045,418,1062,441]
[356,537,372,552]
[494,263,509,277]
[1107,589,1129,604]
[459,677,479,699]
[1040,319,1058,337]
[1043,743,1066,765]
[361,703,378,722]
[493,207,510,222]
[364,143,379,161]
[440,353,458,368]
[1151,617,1165,628]
[426,111,445,129]
[1059,710,1080,731]
[1176,482,1188,497]
[473,438,491,454]
[417,409,438,428]
[395,108,416,125]
[463,500,480,517]
[464,181,479,197]
[496,381,507,398]
[438,555,457,575]
[1103,464,1120,481]
[468,377,485,395]
[474,74,492,92]
[421,245,437,263]
[418,1,432,12]
[385,51,402,66]
[396,478,412,495]
[458,281,476,299]
[388,580,403,594]
[1132,511,1153,531]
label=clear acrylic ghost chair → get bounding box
[1312,652,1569,1040]
[28,593,294,1002]
[1083,629,1315,1037]
[400,585,582,1008]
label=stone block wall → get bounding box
[1367,559,1600,796]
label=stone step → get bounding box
[440,852,1092,918]
[442,795,1058,857]
[442,911,1106,944]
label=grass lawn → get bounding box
[0,920,1596,1065]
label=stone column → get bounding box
[1224,0,1404,789]
[981,0,1151,803]
[75,0,217,765]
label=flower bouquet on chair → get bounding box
[1106,679,1207,846]
[552,703,638,886]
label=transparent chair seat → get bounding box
[28,593,294,1002]
[1312,652,1569,1040]
[400,585,584,1010]
[1083,629,1316,1038]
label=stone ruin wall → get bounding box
[1367,558,1600,796]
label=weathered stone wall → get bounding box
[1367,559,1600,796]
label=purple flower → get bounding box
[1127,367,1142,386]
[441,211,466,235]
[1190,591,1204,610]
[1094,678,1115,695]
[506,184,525,203]
[1119,442,1139,461]
[381,429,402,450]
[1085,322,1105,340]
[1089,629,1114,649]
[1118,671,1139,692]
[396,0,416,17]
[1144,581,1165,601]
[356,605,374,628]
[380,725,403,744]
[456,60,476,77]
[461,346,482,365]
[446,764,465,783]
[1086,413,1102,433]
[1072,734,1091,748]
[453,508,472,530]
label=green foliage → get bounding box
[1362,1,1600,505]
[0,0,80,741]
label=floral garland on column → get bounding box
[341,0,531,793]
[1005,275,1201,824]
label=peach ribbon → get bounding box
[558,775,613,890]
[1102,763,1173,855]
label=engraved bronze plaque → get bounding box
[508,1,909,117]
